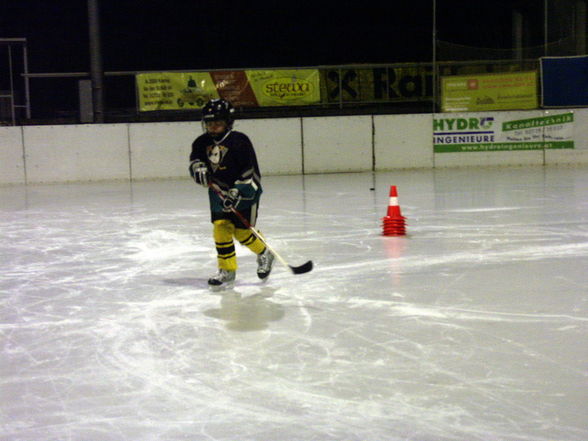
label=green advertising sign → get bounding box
[433,112,574,153]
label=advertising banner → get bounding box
[541,55,588,107]
[322,66,433,103]
[321,64,537,106]
[246,69,320,106]
[441,71,538,112]
[433,112,574,153]
[137,69,320,111]
[209,71,259,108]
[136,72,219,111]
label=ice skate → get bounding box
[208,269,236,289]
[256,247,275,280]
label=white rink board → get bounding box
[22,124,130,183]
[570,108,588,150]
[0,127,25,185]
[129,122,195,180]
[3,109,588,185]
[434,150,545,168]
[433,110,545,168]
[303,115,372,173]
[433,109,586,168]
[238,118,303,175]
[545,108,588,164]
[374,114,433,169]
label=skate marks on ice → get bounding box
[277,211,588,437]
[290,279,588,441]
[2,170,588,440]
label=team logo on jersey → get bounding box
[207,144,228,171]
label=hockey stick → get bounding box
[209,183,313,275]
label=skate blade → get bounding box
[208,281,235,292]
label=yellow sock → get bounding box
[235,228,265,255]
[213,220,237,271]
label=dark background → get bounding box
[0,0,548,120]
[2,0,546,72]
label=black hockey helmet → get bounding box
[201,98,235,128]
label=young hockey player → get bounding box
[189,98,274,288]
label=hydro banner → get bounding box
[433,111,574,153]
[541,56,588,107]
[136,69,320,111]
[441,71,538,112]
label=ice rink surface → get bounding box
[1,166,588,441]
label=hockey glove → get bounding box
[222,188,241,211]
[190,160,209,187]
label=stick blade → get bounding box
[290,260,313,275]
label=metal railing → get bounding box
[12,59,542,125]
[0,38,31,124]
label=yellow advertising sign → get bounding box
[137,72,219,111]
[137,69,320,111]
[246,70,320,106]
[441,71,538,112]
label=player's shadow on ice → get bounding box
[203,287,285,332]
[162,277,209,287]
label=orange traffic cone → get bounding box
[382,185,406,236]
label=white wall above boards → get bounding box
[0,127,25,185]
[238,118,303,175]
[23,124,130,183]
[302,115,373,174]
[129,122,196,180]
[374,114,434,169]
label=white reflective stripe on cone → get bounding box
[389,197,399,206]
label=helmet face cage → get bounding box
[201,99,235,133]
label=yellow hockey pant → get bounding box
[213,219,265,271]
